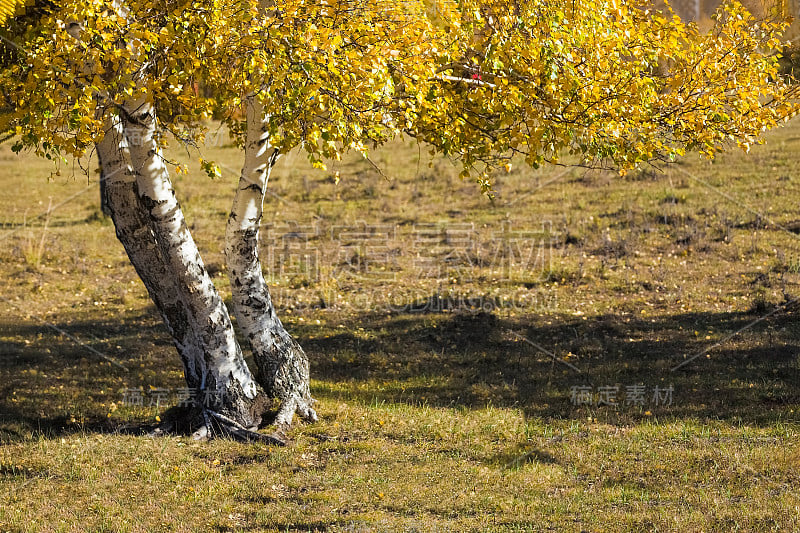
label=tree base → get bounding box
[256,334,318,427]
[147,404,287,445]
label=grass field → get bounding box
[1,118,800,531]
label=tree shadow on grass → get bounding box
[298,303,800,426]
[0,310,175,442]
[1,301,799,443]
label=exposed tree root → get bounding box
[207,409,286,445]
[145,405,287,445]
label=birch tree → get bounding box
[0,0,797,441]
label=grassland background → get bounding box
[1,119,799,531]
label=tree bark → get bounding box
[225,98,317,427]
[121,98,269,432]
[97,114,202,391]
[99,171,111,216]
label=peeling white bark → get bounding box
[71,0,281,438]
[97,114,202,389]
[121,98,263,427]
[225,98,317,427]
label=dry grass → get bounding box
[1,119,800,531]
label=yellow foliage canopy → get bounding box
[0,0,797,184]
[0,0,27,26]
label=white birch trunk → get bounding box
[225,98,317,427]
[121,98,267,429]
[97,114,202,391]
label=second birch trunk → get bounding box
[225,99,317,427]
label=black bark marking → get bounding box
[105,177,203,390]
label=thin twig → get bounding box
[508,329,582,373]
